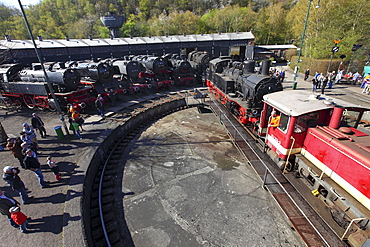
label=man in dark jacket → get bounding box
[6,138,24,168]
[3,166,33,204]
[0,189,19,227]
[95,94,105,117]
[31,113,47,138]
[23,149,48,188]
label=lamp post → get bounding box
[292,0,316,89]
[17,0,69,135]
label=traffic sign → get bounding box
[332,46,339,53]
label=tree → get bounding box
[287,0,370,59]
[199,5,257,34]
[254,3,290,45]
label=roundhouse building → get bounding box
[0,32,255,64]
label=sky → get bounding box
[1,0,41,8]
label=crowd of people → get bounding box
[269,68,286,82]
[302,69,370,95]
[0,93,115,233]
[1,113,63,233]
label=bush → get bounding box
[289,56,355,74]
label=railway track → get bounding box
[208,95,347,247]
[84,88,353,247]
[84,90,200,247]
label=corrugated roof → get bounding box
[257,45,297,50]
[0,32,254,50]
[263,90,369,116]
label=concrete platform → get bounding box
[121,106,301,246]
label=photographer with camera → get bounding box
[2,166,33,204]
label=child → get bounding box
[46,156,61,180]
[9,206,29,233]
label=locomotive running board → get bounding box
[207,95,345,247]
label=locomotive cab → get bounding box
[262,91,370,162]
[262,90,370,246]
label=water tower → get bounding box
[100,12,125,38]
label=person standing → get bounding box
[95,94,105,117]
[46,156,61,181]
[0,189,19,228]
[279,70,286,82]
[23,149,48,188]
[69,112,83,139]
[71,110,84,132]
[9,206,29,233]
[304,69,310,81]
[3,166,33,204]
[31,113,47,138]
[317,73,324,89]
[22,123,38,149]
[328,71,335,89]
[321,76,329,95]
[335,70,343,84]
[6,138,25,168]
[312,78,318,92]
[108,89,117,107]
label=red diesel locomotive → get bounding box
[206,57,370,247]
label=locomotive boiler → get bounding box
[0,63,95,110]
[132,55,173,89]
[110,57,145,83]
[66,60,114,83]
[188,51,210,84]
[165,54,195,85]
[0,63,81,93]
[207,57,282,124]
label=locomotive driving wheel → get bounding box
[47,99,57,112]
[23,95,36,109]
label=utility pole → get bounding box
[327,38,341,73]
[292,0,320,89]
[18,0,69,135]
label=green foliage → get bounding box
[287,0,370,60]
[200,5,257,33]
[254,2,290,44]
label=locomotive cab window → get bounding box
[340,110,360,128]
[277,113,289,132]
[294,112,319,134]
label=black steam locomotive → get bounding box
[206,57,283,124]
[165,54,195,85]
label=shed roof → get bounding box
[263,90,369,116]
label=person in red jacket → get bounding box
[9,206,29,233]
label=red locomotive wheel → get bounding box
[23,95,36,109]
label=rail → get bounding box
[208,96,343,246]
[83,92,197,246]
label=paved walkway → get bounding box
[0,66,367,246]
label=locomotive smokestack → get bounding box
[243,60,255,74]
[329,106,345,129]
[261,60,271,76]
